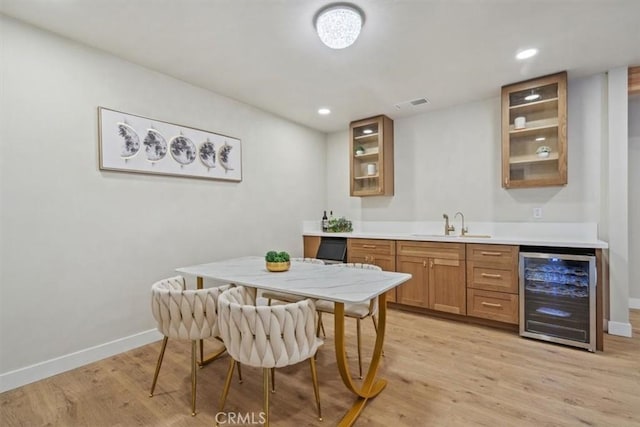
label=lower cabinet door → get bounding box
[428,258,466,315]
[396,257,428,308]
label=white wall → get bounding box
[0,17,326,383]
[629,95,640,305]
[328,75,605,224]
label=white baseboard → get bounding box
[629,298,640,309]
[608,321,633,337]
[0,329,162,393]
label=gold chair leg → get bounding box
[357,318,363,379]
[271,368,275,393]
[320,315,326,338]
[309,355,322,421]
[267,298,272,306]
[219,359,236,413]
[237,362,243,383]
[263,368,270,427]
[149,336,168,397]
[191,341,197,416]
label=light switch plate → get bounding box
[533,207,543,218]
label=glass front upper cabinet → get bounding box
[349,115,394,197]
[501,72,567,188]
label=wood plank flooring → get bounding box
[1,309,639,426]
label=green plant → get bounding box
[265,250,290,262]
[327,217,353,233]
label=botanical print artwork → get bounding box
[219,142,234,172]
[144,129,168,162]
[199,141,216,168]
[99,107,242,181]
[169,136,197,165]
[117,122,140,158]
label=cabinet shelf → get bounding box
[502,72,567,188]
[354,174,379,180]
[509,152,559,165]
[354,133,380,140]
[509,97,558,113]
[354,150,379,160]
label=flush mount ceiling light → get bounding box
[318,107,331,115]
[314,3,364,49]
[516,48,538,60]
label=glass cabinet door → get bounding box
[502,72,567,188]
[349,115,394,197]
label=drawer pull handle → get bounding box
[481,302,502,308]
[362,245,377,249]
[481,251,502,256]
[481,273,502,279]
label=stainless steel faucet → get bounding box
[454,211,468,236]
[443,213,455,235]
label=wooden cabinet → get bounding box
[396,241,466,314]
[349,115,394,197]
[303,235,321,258]
[348,238,397,302]
[466,244,519,324]
[501,71,567,188]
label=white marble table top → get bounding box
[176,256,412,304]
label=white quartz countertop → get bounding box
[302,221,608,249]
[176,256,412,304]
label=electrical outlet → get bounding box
[533,207,543,219]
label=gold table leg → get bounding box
[195,276,227,367]
[335,292,388,426]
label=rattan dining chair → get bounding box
[149,276,231,416]
[314,262,382,379]
[217,285,323,426]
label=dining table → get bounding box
[176,256,412,426]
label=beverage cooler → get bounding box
[519,248,596,352]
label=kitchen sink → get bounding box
[410,233,491,239]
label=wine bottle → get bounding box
[322,211,328,232]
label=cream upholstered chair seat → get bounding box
[262,258,325,305]
[217,286,322,426]
[315,262,382,379]
[149,276,231,416]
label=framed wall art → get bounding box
[98,107,242,182]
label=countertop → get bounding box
[302,221,608,249]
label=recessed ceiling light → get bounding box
[363,129,373,134]
[318,108,331,115]
[516,48,538,60]
[314,4,364,49]
[535,137,546,141]
[525,93,541,101]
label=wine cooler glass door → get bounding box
[519,252,596,351]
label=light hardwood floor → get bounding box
[1,309,639,426]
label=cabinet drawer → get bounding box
[466,244,518,266]
[467,289,518,324]
[467,262,518,293]
[397,241,465,260]
[348,239,396,256]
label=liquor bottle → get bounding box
[322,211,328,232]
[329,210,334,221]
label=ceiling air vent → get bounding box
[394,97,430,110]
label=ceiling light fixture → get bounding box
[525,93,541,101]
[314,3,364,49]
[516,48,538,60]
[363,129,373,134]
[318,108,331,115]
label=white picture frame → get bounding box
[98,107,242,182]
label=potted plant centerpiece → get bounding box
[265,250,291,272]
